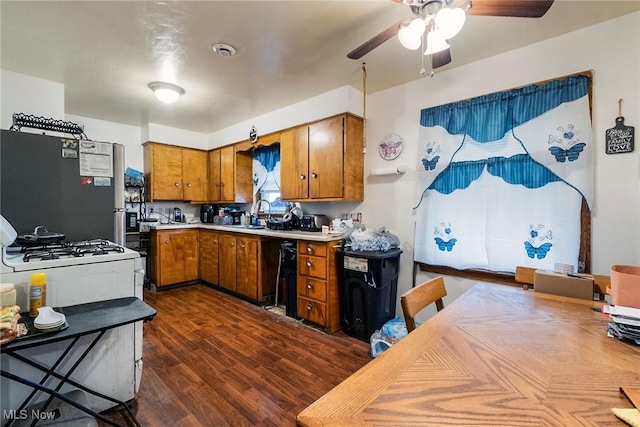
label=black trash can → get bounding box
[280,241,298,319]
[337,248,402,342]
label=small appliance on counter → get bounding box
[300,215,330,232]
[200,204,216,223]
[228,210,244,225]
[173,207,182,223]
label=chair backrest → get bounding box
[400,276,447,333]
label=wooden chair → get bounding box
[400,276,447,333]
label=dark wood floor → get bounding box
[101,284,371,427]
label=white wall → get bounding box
[206,85,363,148]
[2,13,638,325]
[1,70,64,131]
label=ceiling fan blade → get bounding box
[431,48,452,69]
[466,0,554,18]
[347,18,412,60]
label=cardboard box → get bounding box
[533,270,594,300]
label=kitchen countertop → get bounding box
[151,223,345,242]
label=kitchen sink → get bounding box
[225,224,265,230]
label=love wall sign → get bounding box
[605,100,635,154]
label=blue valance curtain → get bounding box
[414,75,592,273]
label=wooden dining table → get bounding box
[297,282,640,426]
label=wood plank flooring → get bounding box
[100,284,371,426]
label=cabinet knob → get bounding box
[307,303,312,311]
[164,240,169,244]
[311,172,318,178]
[214,183,219,188]
[299,173,306,180]
[241,244,245,249]
[174,182,180,187]
[230,243,235,247]
[306,261,312,267]
[307,282,313,289]
[307,246,313,253]
[186,183,192,188]
[220,182,225,188]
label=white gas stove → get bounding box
[1,237,146,415]
[1,239,142,307]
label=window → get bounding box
[414,74,593,274]
[253,143,287,214]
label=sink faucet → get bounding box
[256,199,272,220]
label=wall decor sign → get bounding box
[249,125,259,144]
[605,100,634,154]
[379,133,403,160]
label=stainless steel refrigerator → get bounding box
[0,129,125,245]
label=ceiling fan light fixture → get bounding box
[424,30,450,55]
[435,7,466,39]
[148,82,185,104]
[398,17,426,50]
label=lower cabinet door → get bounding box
[236,236,258,300]
[218,234,237,292]
[297,297,327,326]
[198,230,219,285]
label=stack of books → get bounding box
[603,304,640,345]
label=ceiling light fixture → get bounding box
[434,7,466,39]
[148,82,185,104]
[423,30,450,55]
[397,1,468,58]
[398,18,426,50]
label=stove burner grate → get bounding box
[18,239,125,262]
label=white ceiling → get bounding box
[2,1,639,135]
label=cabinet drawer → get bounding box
[298,255,327,279]
[297,277,327,302]
[297,297,327,326]
[298,241,327,257]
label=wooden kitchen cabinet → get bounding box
[218,233,238,292]
[198,230,219,285]
[217,233,278,302]
[297,240,341,332]
[218,233,259,299]
[182,148,208,202]
[208,145,235,203]
[150,229,199,287]
[144,142,207,202]
[280,114,364,202]
[236,235,259,299]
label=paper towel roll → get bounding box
[370,165,407,176]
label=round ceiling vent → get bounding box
[212,43,237,57]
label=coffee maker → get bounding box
[200,204,216,223]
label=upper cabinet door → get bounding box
[280,126,309,200]
[182,148,207,202]
[219,145,235,202]
[148,144,183,201]
[308,116,344,199]
[208,149,221,202]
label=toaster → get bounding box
[300,215,330,231]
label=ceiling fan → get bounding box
[347,0,554,70]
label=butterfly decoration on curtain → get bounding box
[548,124,586,163]
[434,223,457,252]
[421,142,441,171]
[523,224,553,259]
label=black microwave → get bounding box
[126,212,138,232]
